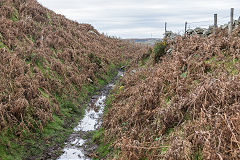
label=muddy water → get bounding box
[57,70,123,160]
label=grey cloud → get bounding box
[37,0,240,38]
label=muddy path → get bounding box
[56,70,124,160]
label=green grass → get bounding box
[47,12,52,25]
[38,88,50,98]
[92,128,112,160]
[194,147,203,160]
[0,41,9,50]
[205,56,239,75]
[0,130,24,160]
[10,8,19,22]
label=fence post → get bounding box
[214,14,217,34]
[165,22,167,35]
[185,22,187,36]
[229,8,234,35]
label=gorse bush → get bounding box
[153,41,166,63]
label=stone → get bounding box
[208,25,215,30]
[121,66,126,70]
[88,30,98,36]
[130,70,137,74]
[194,27,204,34]
[166,48,173,55]
[87,78,93,83]
[234,20,239,26]
[165,31,174,37]
[186,29,194,35]
[220,24,228,30]
[203,29,212,36]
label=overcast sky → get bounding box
[37,0,240,38]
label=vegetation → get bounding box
[101,28,240,159]
[0,0,147,159]
[153,41,166,63]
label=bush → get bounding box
[153,41,166,63]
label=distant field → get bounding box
[125,38,161,45]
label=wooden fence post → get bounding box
[214,14,217,34]
[229,8,234,35]
[185,22,187,36]
[165,22,167,35]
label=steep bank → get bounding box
[101,27,240,159]
[0,0,147,159]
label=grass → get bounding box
[0,130,24,160]
[47,12,52,25]
[194,147,203,160]
[92,128,112,160]
[10,8,19,22]
[0,93,84,160]
[0,41,9,50]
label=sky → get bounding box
[37,0,240,39]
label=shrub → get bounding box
[153,41,166,63]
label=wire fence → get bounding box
[164,8,240,37]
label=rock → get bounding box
[194,27,204,34]
[208,25,214,30]
[234,20,239,29]
[203,29,212,36]
[165,31,177,39]
[87,78,93,83]
[186,29,194,35]
[220,24,228,30]
[165,31,174,37]
[166,48,173,55]
[88,30,98,36]
[130,69,137,75]
[121,66,126,70]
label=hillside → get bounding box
[100,27,240,159]
[0,0,147,159]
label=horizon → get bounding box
[37,0,240,39]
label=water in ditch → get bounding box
[57,70,123,160]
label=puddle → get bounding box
[57,70,123,160]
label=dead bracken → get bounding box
[102,27,240,159]
[0,0,146,142]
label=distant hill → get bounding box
[125,38,161,46]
